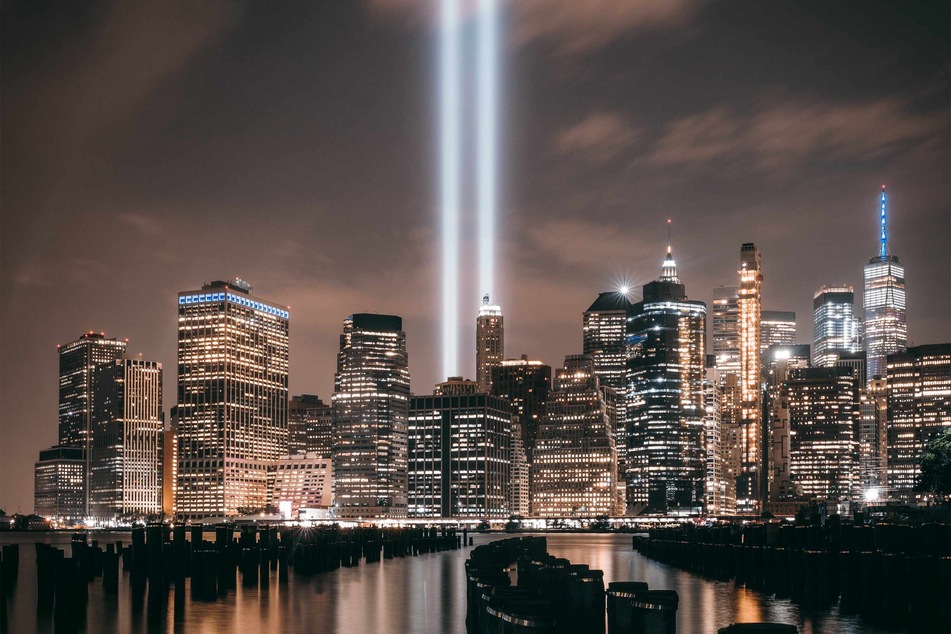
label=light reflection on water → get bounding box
[0,532,900,634]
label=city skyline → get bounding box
[2,2,949,515]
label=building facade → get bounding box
[886,344,951,501]
[763,344,810,503]
[737,243,764,512]
[333,313,410,519]
[58,332,127,513]
[761,311,797,352]
[813,286,863,368]
[787,367,860,507]
[702,365,733,515]
[490,357,551,462]
[858,377,888,496]
[288,394,334,457]
[476,295,504,393]
[90,358,164,520]
[176,280,290,519]
[532,355,620,517]
[34,446,86,522]
[626,246,706,514]
[269,453,333,517]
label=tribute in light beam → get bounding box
[440,0,460,378]
[477,0,498,302]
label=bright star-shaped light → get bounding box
[619,285,630,296]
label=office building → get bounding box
[269,453,333,517]
[763,344,810,502]
[408,391,511,518]
[761,311,797,352]
[288,394,334,457]
[435,377,479,396]
[162,429,177,516]
[177,279,290,520]
[737,243,764,512]
[712,286,741,375]
[490,356,551,462]
[532,355,620,517]
[476,295,504,392]
[333,313,410,519]
[583,291,632,444]
[34,446,86,522]
[58,332,127,513]
[886,344,951,500]
[864,186,907,383]
[626,243,706,514]
[703,365,733,515]
[90,358,164,520]
[858,377,888,496]
[813,286,863,368]
[787,367,860,507]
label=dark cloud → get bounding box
[1,1,948,513]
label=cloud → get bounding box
[650,96,944,171]
[521,218,644,268]
[117,212,161,236]
[554,111,640,163]
[366,0,704,54]
[512,0,703,55]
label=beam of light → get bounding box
[477,0,498,303]
[441,0,461,378]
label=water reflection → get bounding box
[1,532,899,634]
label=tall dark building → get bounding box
[886,344,951,501]
[787,367,860,508]
[333,313,411,519]
[762,344,811,503]
[583,292,632,484]
[177,279,290,520]
[57,332,127,514]
[490,356,551,462]
[288,394,334,457]
[90,358,164,520]
[626,243,707,514]
[408,391,511,518]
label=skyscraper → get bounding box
[886,344,951,501]
[858,377,888,496]
[712,286,741,375]
[737,243,764,512]
[812,286,863,368]
[333,313,410,519]
[626,243,706,514]
[90,358,164,520]
[864,186,907,383]
[532,355,620,517]
[490,356,551,462]
[176,279,289,520]
[583,291,632,487]
[702,364,732,515]
[288,394,334,457]
[787,367,860,508]
[761,311,797,352]
[408,390,511,518]
[763,344,811,503]
[57,332,127,514]
[476,295,504,392]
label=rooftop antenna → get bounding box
[880,184,888,258]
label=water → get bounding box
[1,532,900,633]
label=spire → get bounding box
[879,184,888,258]
[661,218,680,282]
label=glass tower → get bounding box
[813,286,863,368]
[737,243,764,512]
[626,245,706,514]
[864,186,907,383]
[176,279,289,520]
[761,311,797,352]
[333,313,410,519]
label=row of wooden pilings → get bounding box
[633,522,951,632]
[18,523,466,629]
[466,536,691,633]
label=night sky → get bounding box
[2,1,948,513]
